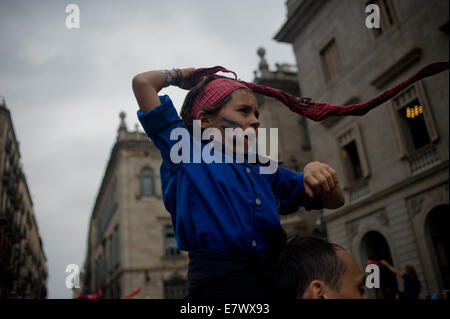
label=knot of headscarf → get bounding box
[190,63,448,121]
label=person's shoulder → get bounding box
[137,94,184,135]
[137,94,176,117]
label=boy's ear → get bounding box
[299,280,326,299]
[197,110,211,129]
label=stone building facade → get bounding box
[80,113,189,299]
[276,0,449,298]
[0,99,48,298]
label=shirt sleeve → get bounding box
[267,166,323,215]
[137,95,185,166]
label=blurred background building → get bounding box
[0,99,48,298]
[275,0,449,298]
[79,113,189,299]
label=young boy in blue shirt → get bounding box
[132,67,345,299]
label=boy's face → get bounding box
[201,88,260,153]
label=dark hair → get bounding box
[405,265,420,283]
[264,236,347,299]
[179,75,256,127]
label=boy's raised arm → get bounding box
[132,70,168,113]
[132,68,196,114]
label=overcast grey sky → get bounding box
[0,0,296,298]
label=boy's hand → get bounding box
[178,67,198,90]
[303,161,339,199]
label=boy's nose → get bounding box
[249,116,260,130]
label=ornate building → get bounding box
[275,0,449,298]
[80,113,189,299]
[0,99,48,298]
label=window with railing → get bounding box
[388,82,440,175]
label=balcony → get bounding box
[348,179,370,203]
[3,209,15,230]
[7,182,19,196]
[408,144,441,175]
[12,194,23,209]
[2,170,11,185]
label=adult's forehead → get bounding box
[336,248,361,275]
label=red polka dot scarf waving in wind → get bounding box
[190,62,448,121]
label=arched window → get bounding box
[426,205,449,291]
[361,231,398,299]
[140,167,155,196]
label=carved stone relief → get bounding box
[408,196,424,218]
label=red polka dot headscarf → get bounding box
[191,77,250,119]
[190,62,448,121]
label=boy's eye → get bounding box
[239,108,249,113]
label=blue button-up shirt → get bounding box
[137,95,322,254]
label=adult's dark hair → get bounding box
[405,265,420,284]
[264,236,347,299]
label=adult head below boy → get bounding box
[265,236,367,299]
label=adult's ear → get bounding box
[300,280,326,299]
[197,110,211,129]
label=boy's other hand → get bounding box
[303,161,339,198]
